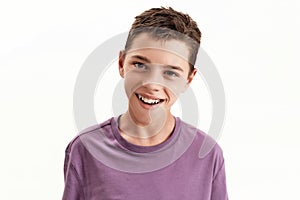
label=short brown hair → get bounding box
[124,7,201,74]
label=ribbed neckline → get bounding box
[111,116,181,153]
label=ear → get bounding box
[118,50,125,78]
[183,68,197,92]
[187,68,197,84]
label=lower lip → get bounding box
[136,94,163,110]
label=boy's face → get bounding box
[119,33,196,125]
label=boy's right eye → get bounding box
[133,62,147,70]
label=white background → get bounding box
[1,0,299,199]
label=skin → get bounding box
[118,33,197,146]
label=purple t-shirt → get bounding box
[62,117,228,200]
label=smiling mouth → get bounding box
[135,93,164,105]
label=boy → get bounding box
[63,7,228,199]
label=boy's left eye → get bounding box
[164,70,179,77]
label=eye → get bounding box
[164,70,179,78]
[133,62,147,70]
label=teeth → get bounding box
[138,94,160,104]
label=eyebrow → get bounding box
[130,55,184,72]
[131,55,151,63]
[163,65,184,72]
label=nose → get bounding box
[142,82,163,92]
[141,67,165,92]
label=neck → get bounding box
[118,111,175,146]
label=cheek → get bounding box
[165,89,179,105]
[123,71,144,98]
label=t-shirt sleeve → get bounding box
[62,142,85,200]
[211,157,229,200]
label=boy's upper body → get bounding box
[63,7,228,200]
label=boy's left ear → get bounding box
[183,68,197,91]
[188,68,197,84]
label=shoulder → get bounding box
[65,118,114,155]
[178,118,224,160]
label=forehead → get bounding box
[126,33,190,73]
[127,33,190,63]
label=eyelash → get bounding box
[133,62,147,70]
[164,70,179,77]
[132,61,180,78]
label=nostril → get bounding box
[142,83,163,92]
